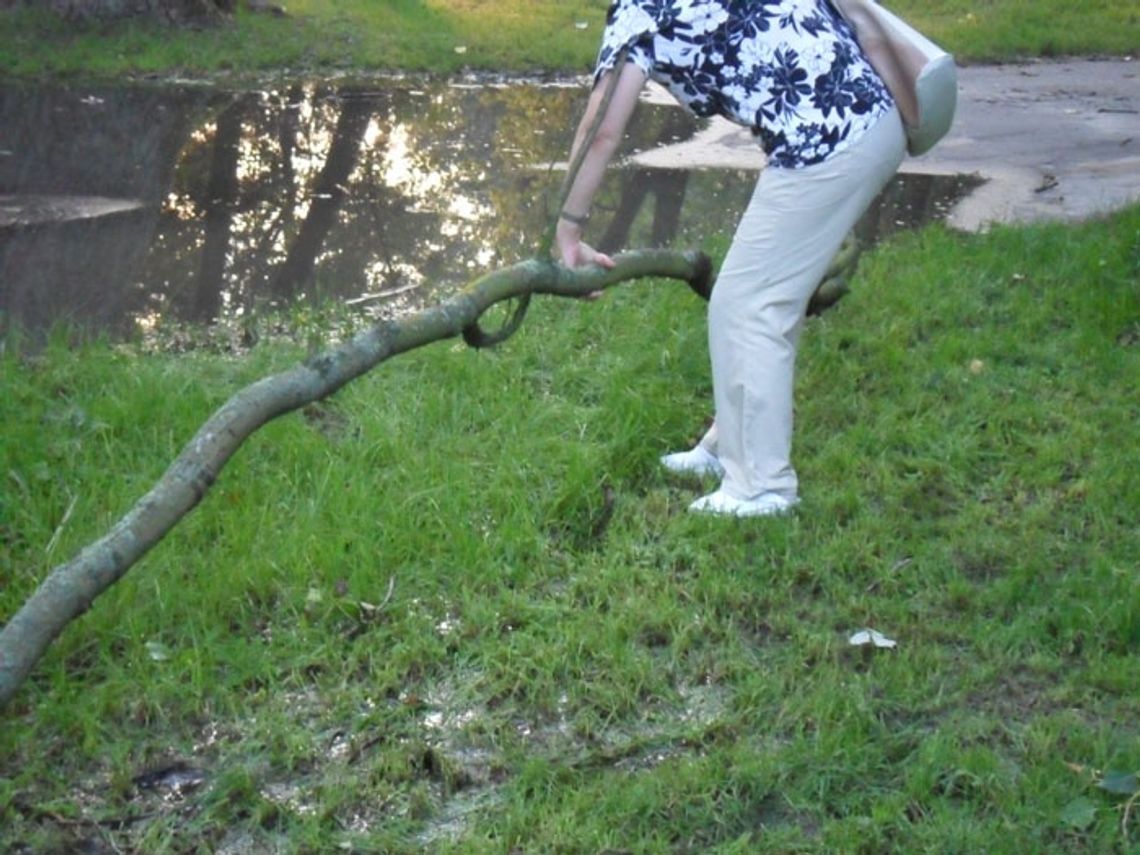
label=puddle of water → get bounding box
[0,81,980,343]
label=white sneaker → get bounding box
[687,489,798,518]
[660,445,725,478]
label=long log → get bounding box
[0,250,711,706]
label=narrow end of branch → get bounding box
[687,253,715,302]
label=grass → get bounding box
[1,200,1138,851]
[0,0,1137,79]
[1,0,1138,850]
[0,0,610,79]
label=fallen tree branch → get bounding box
[0,249,711,706]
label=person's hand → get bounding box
[556,220,614,299]
[556,220,615,271]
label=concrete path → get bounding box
[633,58,1140,232]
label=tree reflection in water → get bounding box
[0,80,979,341]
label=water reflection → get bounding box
[0,81,979,341]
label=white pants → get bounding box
[699,107,907,500]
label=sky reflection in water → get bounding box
[0,81,978,341]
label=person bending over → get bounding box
[557,0,905,517]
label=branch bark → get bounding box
[0,249,711,706]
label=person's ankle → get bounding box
[660,445,724,478]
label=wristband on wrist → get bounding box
[559,210,590,226]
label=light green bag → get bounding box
[832,0,958,156]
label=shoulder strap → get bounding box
[831,0,924,127]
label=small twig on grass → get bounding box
[1123,789,1139,843]
[364,575,396,613]
[44,491,77,557]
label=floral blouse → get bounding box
[595,0,894,169]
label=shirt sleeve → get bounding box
[593,1,659,83]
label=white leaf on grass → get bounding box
[145,640,172,662]
[848,628,897,649]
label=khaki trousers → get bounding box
[699,107,907,500]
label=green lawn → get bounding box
[1,0,1137,79]
[2,204,1137,851]
[2,0,1139,850]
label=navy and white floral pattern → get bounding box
[596,0,893,168]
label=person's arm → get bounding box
[556,61,648,270]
